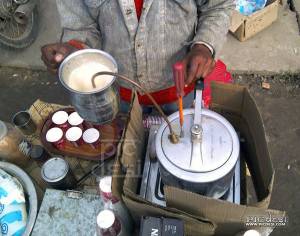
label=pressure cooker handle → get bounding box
[193,78,204,126]
[194,77,204,93]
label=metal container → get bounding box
[12,110,37,135]
[0,161,38,236]
[0,120,32,167]
[59,49,119,124]
[41,157,76,190]
[155,108,240,198]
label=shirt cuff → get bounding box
[67,40,89,50]
[191,41,215,58]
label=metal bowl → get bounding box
[0,161,38,236]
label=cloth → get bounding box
[120,91,195,115]
[120,83,194,105]
[120,60,232,106]
[56,0,235,93]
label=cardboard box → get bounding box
[230,0,279,41]
[112,82,285,235]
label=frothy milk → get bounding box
[67,62,114,92]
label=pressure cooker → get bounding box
[155,80,240,199]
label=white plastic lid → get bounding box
[83,128,100,144]
[46,127,63,143]
[0,121,7,140]
[68,112,84,126]
[41,157,68,182]
[243,230,261,236]
[52,111,69,125]
[66,127,82,142]
[97,210,115,229]
[99,176,112,194]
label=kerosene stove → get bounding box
[140,79,241,206]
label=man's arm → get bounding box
[41,0,102,73]
[182,0,235,84]
[56,0,101,48]
[193,0,235,57]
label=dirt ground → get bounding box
[0,67,299,235]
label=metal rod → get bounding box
[91,71,179,143]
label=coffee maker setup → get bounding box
[58,49,241,206]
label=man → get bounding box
[42,0,234,113]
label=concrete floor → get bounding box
[0,1,299,73]
[221,4,300,73]
[0,0,61,69]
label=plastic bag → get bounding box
[235,0,267,15]
[0,169,27,236]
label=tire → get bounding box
[0,6,39,49]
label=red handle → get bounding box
[173,62,185,98]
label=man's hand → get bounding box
[182,44,215,85]
[41,43,78,74]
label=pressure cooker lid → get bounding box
[158,109,234,173]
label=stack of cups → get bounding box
[98,176,132,235]
[65,127,83,147]
[46,127,65,149]
[45,110,101,149]
[68,112,84,128]
[96,210,123,236]
[83,128,100,149]
[51,111,69,131]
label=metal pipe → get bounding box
[13,0,37,25]
[91,71,179,144]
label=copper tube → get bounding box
[91,71,179,143]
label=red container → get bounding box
[65,127,83,147]
[46,127,65,149]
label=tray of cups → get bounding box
[40,108,123,161]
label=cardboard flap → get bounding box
[164,186,285,235]
[112,92,145,199]
[210,82,246,112]
[120,92,145,168]
[230,10,246,32]
[210,82,273,201]
[240,90,274,200]
[123,195,216,236]
[251,174,274,209]
[122,92,146,194]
